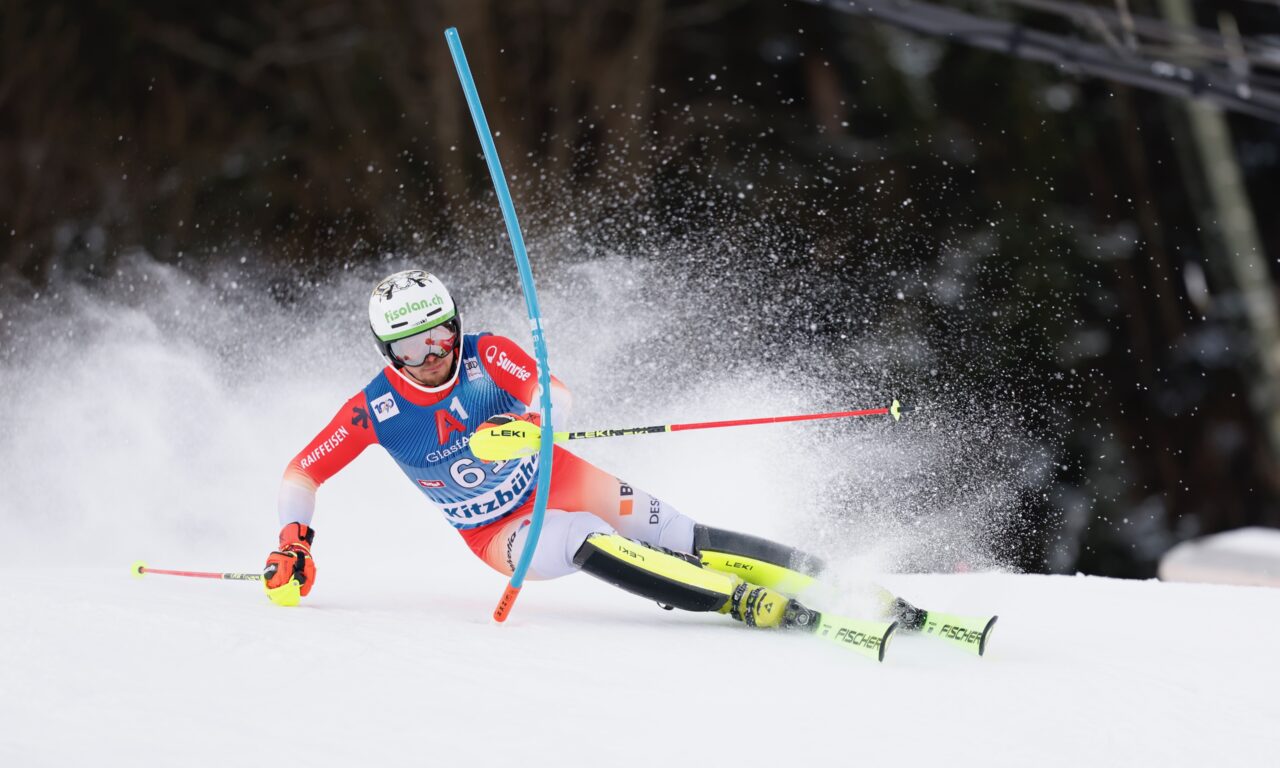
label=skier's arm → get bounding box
[277,391,379,527]
[476,334,572,429]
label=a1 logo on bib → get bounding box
[371,392,401,422]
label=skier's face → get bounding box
[403,349,455,387]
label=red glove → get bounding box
[263,523,316,606]
[477,411,541,431]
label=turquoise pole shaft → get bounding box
[445,28,554,605]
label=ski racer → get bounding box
[263,269,843,629]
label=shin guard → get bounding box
[573,533,735,612]
[693,524,823,594]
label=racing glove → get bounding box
[472,412,542,463]
[263,522,316,607]
[477,411,541,431]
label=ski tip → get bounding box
[978,615,998,657]
[131,561,147,579]
[879,621,899,662]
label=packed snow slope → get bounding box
[1,567,1277,766]
[2,258,1276,766]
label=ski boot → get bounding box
[884,594,927,630]
[721,578,819,630]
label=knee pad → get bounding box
[572,533,735,612]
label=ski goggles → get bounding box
[388,324,458,367]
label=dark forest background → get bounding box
[3,0,1280,577]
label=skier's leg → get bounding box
[572,533,730,611]
[537,449,827,596]
[692,524,825,594]
[606,483,695,554]
[539,448,696,553]
[477,509,614,579]
[692,526,927,627]
[470,508,809,627]
[468,450,817,627]
[572,533,816,629]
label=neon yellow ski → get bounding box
[810,613,898,662]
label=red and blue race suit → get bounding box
[278,333,695,578]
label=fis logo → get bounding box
[418,479,446,489]
[464,357,482,382]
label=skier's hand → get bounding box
[477,411,541,431]
[263,522,316,607]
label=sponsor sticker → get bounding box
[383,294,444,324]
[464,357,482,382]
[485,348,532,382]
[418,479,446,489]
[619,483,634,516]
[299,426,350,470]
[371,392,400,422]
[439,459,539,526]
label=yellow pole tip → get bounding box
[131,561,147,579]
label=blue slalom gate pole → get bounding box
[444,27,555,622]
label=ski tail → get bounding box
[885,593,998,656]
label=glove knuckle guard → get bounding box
[265,525,317,600]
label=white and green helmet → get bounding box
[368,270,462,379]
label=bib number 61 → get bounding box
[450,457,487,488]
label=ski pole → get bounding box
[471,400,913,461]
[131,561,262,581]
